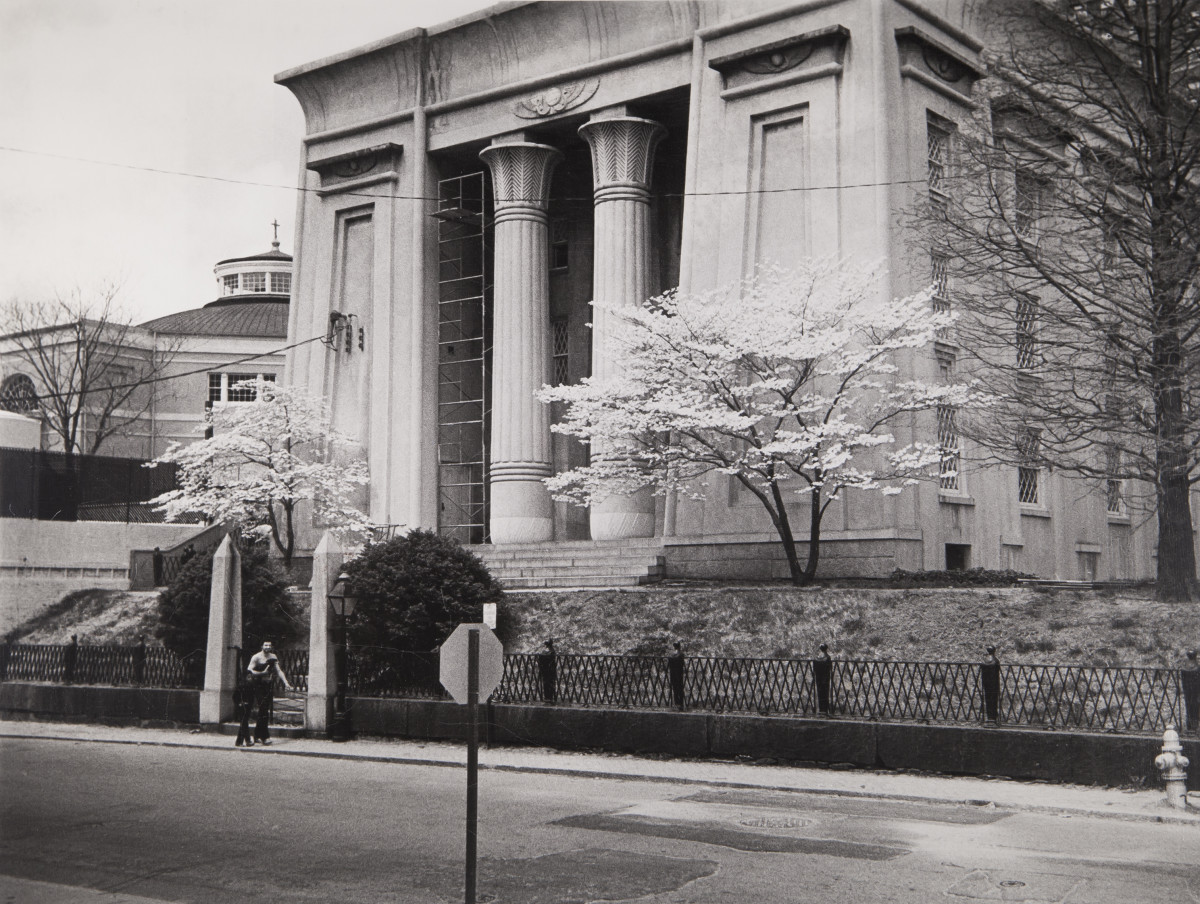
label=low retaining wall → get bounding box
[2,683,1194,790]
[0,683,199,726]
[349,697,1200,790]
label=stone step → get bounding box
[489,563,665,579]
[495,574,652,589]
[469,539,665,589]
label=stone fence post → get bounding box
[307,532,343,733]
[200,535,241,725]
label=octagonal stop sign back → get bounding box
[439,623,505,704]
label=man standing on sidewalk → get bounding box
[244,641,292,746]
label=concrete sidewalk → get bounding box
[2,718,1197,826]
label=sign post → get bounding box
[439,624,504,904]
[465,627,478,904]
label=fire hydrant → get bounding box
[1154,725,1190,810]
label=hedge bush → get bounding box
[889,567,1033,587]
[156,537,298,660]
[342,529,506,655]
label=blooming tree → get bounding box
[152,380,373,567]
[539,261,983,586]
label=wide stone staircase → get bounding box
[470,539,665,589]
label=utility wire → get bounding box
[19,334,327,404]
[0,143,933,204]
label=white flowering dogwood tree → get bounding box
[152,380,373,567]
[539,261,983,585]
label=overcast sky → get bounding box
[0,0,494,325]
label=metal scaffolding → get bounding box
[435,172,491,544]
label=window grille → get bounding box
[0,374,38,412]
[1017,428,1041,505]
[937,404,960,491]
[1014,169,1042,238]
[1106,446,1125,515]
[927,116,951,198]
[270,272,291,294]
[223,275,239,295]
[1015,295,1038,369]
[216,373,275,403]
[552,319,569,386]
[242,272,266,293]
[931,253,950,315]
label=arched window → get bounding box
[0,374,38,413]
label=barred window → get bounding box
[552,319,569,386]
[1106,445,1125,515]
[1014,169,1043,238]
[1016,295,1038,369]
[931,253,950,315]
[937,405,960,491]
[242,272,267,293]
[223,274,239,295]
[1017,427,1041,505]
[270,272,292,294]
[216,373,276,403]
[0,373,38,412]
[927,115,952,198]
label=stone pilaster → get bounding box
[578,113,666,541]
[479,138,562,544]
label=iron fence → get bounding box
[0,638,201,688]
[0,446,178,523]
[4,640,1194,735]
[349,649,1193,734]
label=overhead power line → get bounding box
[20,334,326,404]
[0,143,933,204]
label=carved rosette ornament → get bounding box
[922,46,969,84]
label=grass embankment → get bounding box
[503,584,1198,668]
[11,583,1197,668]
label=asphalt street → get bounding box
[1,734,1197,904]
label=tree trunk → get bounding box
[802,485,822,583]
[766,480,806,585]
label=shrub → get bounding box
[342,529,506,656]
[889,567,1033,587]
[156,536,297,660]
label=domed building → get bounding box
[0,233,293,459]
[137,237,292,457]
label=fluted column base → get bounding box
[490,463,554,544]
[591,491,656,541]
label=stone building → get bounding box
[275,0,1160,585]
[0,237,291,460]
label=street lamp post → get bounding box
[327,572,357,742]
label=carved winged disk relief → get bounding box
[515,79,600,119]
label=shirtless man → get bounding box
[244,641,293,746]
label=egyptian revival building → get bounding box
[275,0,1162,585]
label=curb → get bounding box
[5,730,1198,827]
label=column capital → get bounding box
[479,141,561,220]
[578,116,666,197]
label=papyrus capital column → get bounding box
[479,137,562,544]
[579,113,666,541]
